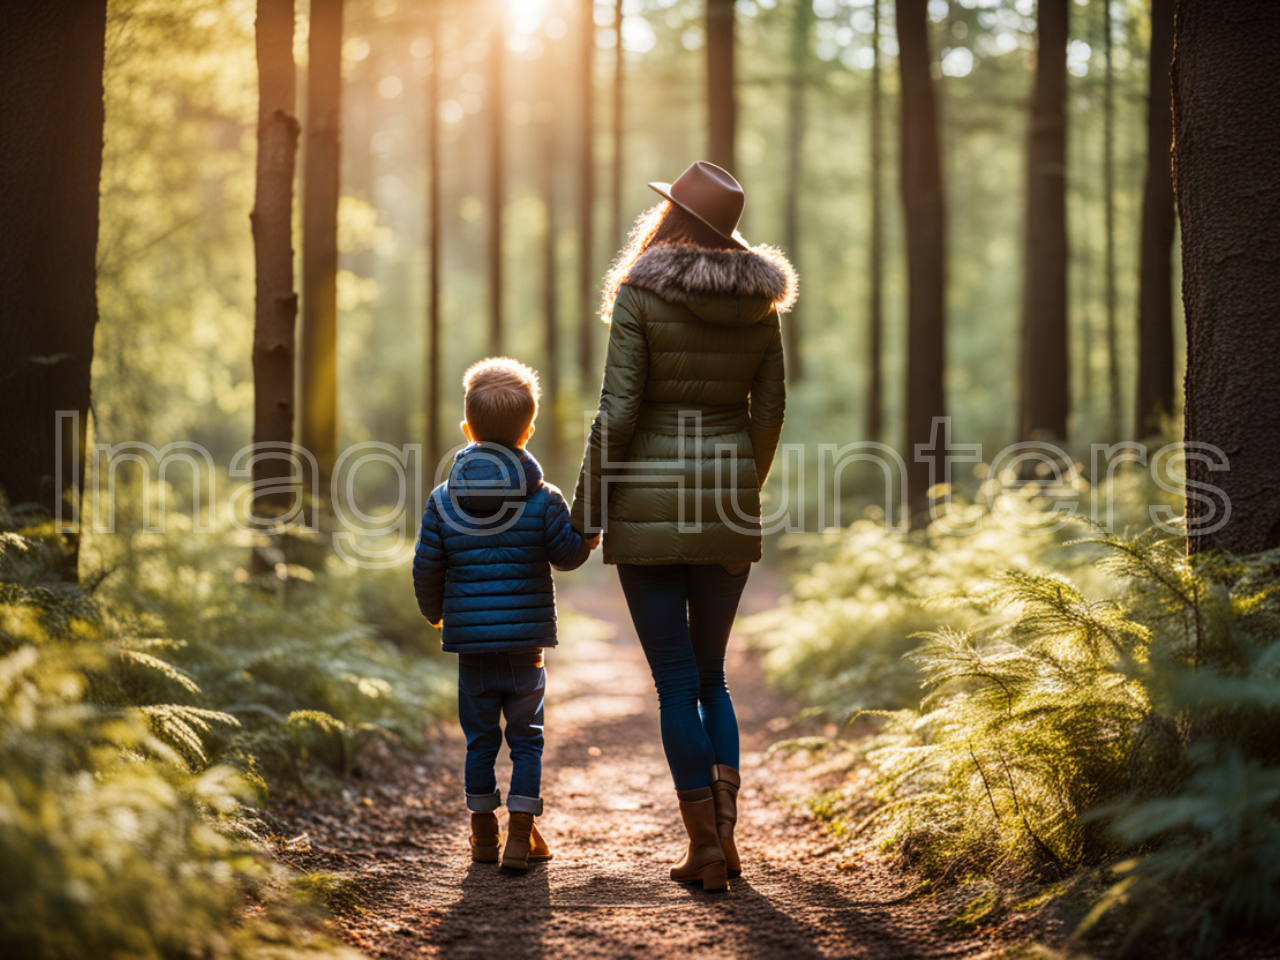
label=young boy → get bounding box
[412,357,595,872]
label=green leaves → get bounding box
[138,703,240,768]
[847,524,1280,943]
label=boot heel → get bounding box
[697,861,728,892]
[471,845,499,863]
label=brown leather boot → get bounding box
[711,764,742,878]
[502,812,553,871]
[670,788,729,891]
[470,812,500,863]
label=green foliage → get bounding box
[743,508,1074,714]
[83,515,451,792]
[0,514,361,959]
[850,527,1280,947]
[760,466,1280,947]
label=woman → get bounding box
[570,162,795,892]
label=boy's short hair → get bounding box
[462,357,541,446]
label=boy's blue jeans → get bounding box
[616,563,749,792]
[457,650,545,815]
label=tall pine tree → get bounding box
[300,0,343,484]
[578,0,597,385]
[896,0,946,526]
[1134,0,1176,437]
[782,0,811,381]
[1018,0,1070,441]
[1174,0,1280,555]
[251,0,301,516]
[0,0,108,580]
[867,0,885,442]
[707,0,737,173]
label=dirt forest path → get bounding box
[274,574,1028,960]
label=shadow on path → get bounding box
[429,860,552,959]
[275,576,1013,959]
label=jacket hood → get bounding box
[445,443,542,522]
[623,241,798,326]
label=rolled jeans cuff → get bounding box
[466,790,501,813]
[507,794,543,815]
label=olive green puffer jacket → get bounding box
[570,241,796,565]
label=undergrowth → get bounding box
[763,482,1280,951]
[0,494,447,957]
[81,512,451,794]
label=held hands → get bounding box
[585,533,601,551]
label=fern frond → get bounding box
[118,649,201,695]
[138,704,240,767]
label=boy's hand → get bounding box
[586,534,601,551]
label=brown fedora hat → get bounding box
[648,161,749,250]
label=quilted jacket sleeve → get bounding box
[544,487,591,571]
[412,494,446,628]
[570,286,649,534]
[748,311,787,486]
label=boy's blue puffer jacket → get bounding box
[413,443,589,653]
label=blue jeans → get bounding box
[616,563,750,791]
[457,650,545,815]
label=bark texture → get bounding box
[251,0,300,506]
[1174,0,1280,555]
[781,0,810,382]
[1134,0,1176,437]
[300,0,342,480]
[896,0,947,526]
[0,1,107,577]
[1018,0,1070,441]
[706,0,736,174]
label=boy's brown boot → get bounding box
[670,787,729,891]
[711,764,742,877]
[470,812,500,863]
[502,813,553,871]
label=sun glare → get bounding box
[509,0,547,35]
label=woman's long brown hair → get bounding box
[599,201,740,322]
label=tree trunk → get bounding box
[578,0,596,386]
[1102,0,1119,440]
[867,0,885,442]
[1018,0,1070,441]
[1134,0,1176,437]
[251,0,300,513]
[488,14,505,354]
[543,119,562,467]
[782,0,810,382]
[611,0,624,251]
[707,0,736,173]
[1174,0,1280,555]
[895,0,947,526]
[300,0,342,484]
[0,0,107,579]
[425,7,442,473]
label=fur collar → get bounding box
[624,242,798,313]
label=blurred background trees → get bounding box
[48,0,1188,513]
[0,1,107,577]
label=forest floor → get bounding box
[270,574,1060,960]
